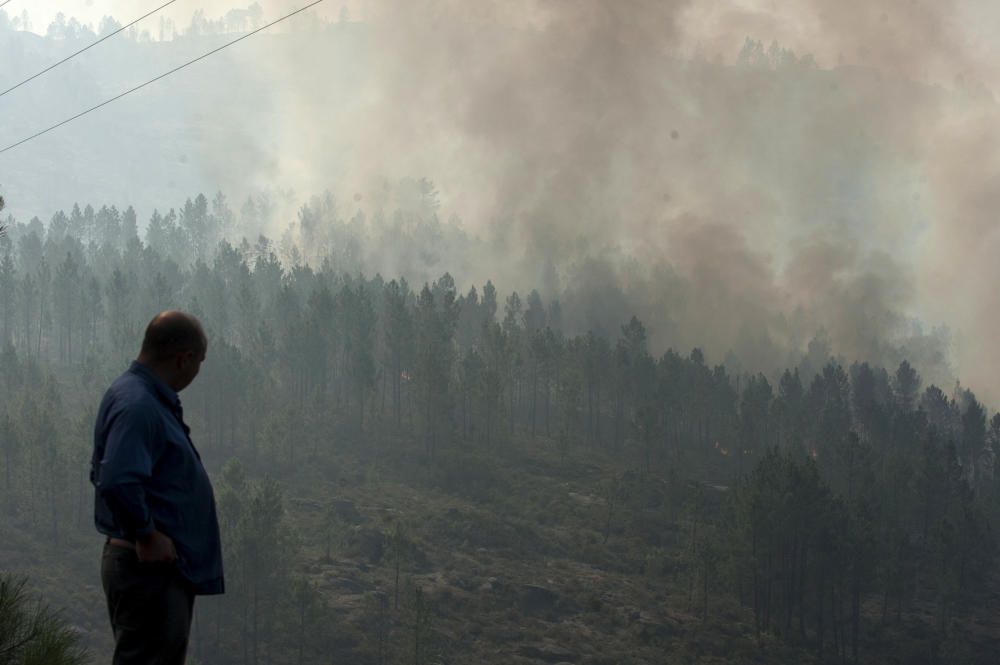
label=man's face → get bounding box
[174,346,207,391]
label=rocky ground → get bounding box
[276,439,815,665]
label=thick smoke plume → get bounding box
[13,1,1000,401]
[274,0,994,399]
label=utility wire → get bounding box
[0,0,326,156]
[0,1,15,10]
[0,0,180,99]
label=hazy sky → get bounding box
[16,0,360,34]
[16,1,1000,87]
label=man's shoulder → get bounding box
[103,372,162,417]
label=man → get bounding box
[91,311,224,665]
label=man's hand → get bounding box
[136,529,177,565]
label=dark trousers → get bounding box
[101,542,195,665]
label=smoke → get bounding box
[23,1,1000,401]
[352,1,692,263]
[673,1,1000,399]
[300,0,994,395]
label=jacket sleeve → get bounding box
[95,403,162,540]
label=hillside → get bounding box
[2,11,1000,663]
[4,423,998,664]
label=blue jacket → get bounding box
[91,360,224,595]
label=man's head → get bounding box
[137,311,208,392]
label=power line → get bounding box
[0,0,326,156]
[0,1,15,10]
[0,0,180,99]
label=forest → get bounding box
[0,190,997,664]
[2,1,1000,663]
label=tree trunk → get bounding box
[531,366,538,439]
[798,543,808,639]
[702,560,710,621]
[752,531,760,639]
[359,386,365,434]
[587,376,594,443]
[817,559,826,658]
[852,583,860,664]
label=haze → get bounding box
[3,3,1000,664]
[4,1,998,402]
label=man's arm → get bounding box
[97,404,176,563]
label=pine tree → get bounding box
[0,574,87,665]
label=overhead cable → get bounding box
[0,0,326,156]
[0,0,181,99]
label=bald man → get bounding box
[91,311,224,665]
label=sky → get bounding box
[18,0,999,75]
[16,0,360,34]
[17,0,1000,70]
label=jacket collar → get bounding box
[128,360,181,411]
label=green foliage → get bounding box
[203,460,309,664]
[405,584,437,665]
[0,190,996,662]
[362,591,390,665]
[0,574,87,665]
[388,521,409,611]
